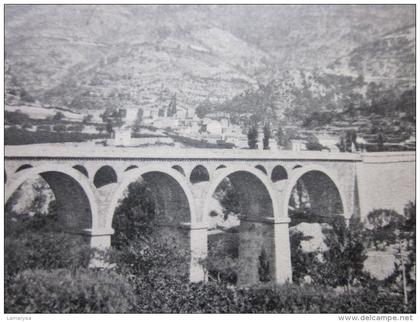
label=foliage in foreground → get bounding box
[5,269,137,313]
[5,267,414,313]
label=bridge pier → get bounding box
[187,224,208,282]
[81,228,114,268]
[88,228,114,250]
[237,216,292,286]
[237,216,276,286]
[273,219,293,284]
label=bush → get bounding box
[5,269,137,313]
[111,237,190,281]
[5,110,30,125]
[5,232,92,281]
[52,124,66,132]
[119,277,413,313]
[5,205,92,280]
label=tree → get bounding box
[276,124,286,148]
[96,126,105,135]
[101,107,124,134]
[311,217,369,290]
[21,121,33,130]
[247,126,258,149]
[112,181,157,249]
[213,178,240,218]
[167,94,177,117]
[337,136,346,152]
[52,124,66,133]
[350,130,358,151]
[5,110,30,125]
[20,88,35,103]
[345,131,353,152]
[37,125,51,132]
[400,202,416,303]
[53,112,65,121]
[262,123,270,150]
[365,209,405,250]
[133,109,143,133]
[337,130,358,152]
[367,203,416,304]
[205,233,239,284]
[82,114,93,124]
[377,132,385,151]
[68,124,84,132]
[305,135,324,151]
[258,249,271,282]
[106,119,114,137]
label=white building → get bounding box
[316,134,340,152]
[290,139,307,151]
[113,126,132,146]
[206,120,223,136]
[153,118,179,129]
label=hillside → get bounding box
[44,26,270,112]
[328,25,415,84]
[5,5,271,112]
[5,4,415,135]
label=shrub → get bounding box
[53,111,65,121]
[118,277,413,313]
[111,236,190,281]
[5,269,137,313]
[5,232,92,281]
[37,125,51,132]
[5,205,92,280]
[67,124,84,132]
[52,124,66,132]
[5,110,30,125]
[20,89,35,102]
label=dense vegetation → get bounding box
[5,127,107,145]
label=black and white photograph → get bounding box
[3,3,416,315]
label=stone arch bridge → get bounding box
[4,146,415,285]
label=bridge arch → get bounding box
[124,165,138,172]
[203,165,280,223]
[107,165,196,229]
[283,165,346,220]
[203,165,281,285]
[73,165,89,177]
[172,165,185,176]
[107,165,196,278]
[5,165,98,231]
[255,165,268,175]
[94,165,118,188]
[15,164,33,173]
[271,165,288,182]
[190,165,210,184]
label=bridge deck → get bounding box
[5,145,415,162]
[5,144,366,161]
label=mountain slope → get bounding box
[328,25,415,84]
[5,5,415,116]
